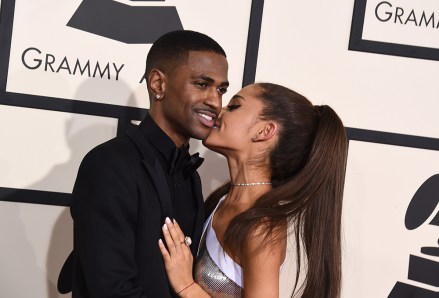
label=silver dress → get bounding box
[194,197,243,297]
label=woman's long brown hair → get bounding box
[205,83,348,298]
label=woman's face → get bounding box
[203,84,266,155]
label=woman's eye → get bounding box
[226,104,240,111]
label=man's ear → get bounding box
[252,122,278,142]
[148,69,166,99]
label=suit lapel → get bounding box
[191,173,205,256]
[126,123,205,256]
[142,159,173,219]
[125,126,174,219]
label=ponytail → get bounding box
[299,105,348,298]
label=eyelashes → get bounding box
[226,104,240,111]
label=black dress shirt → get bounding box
[139,114,201,240]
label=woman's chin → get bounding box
[202,140,224,155]
[202,139,216,151]
[202,135,215,148]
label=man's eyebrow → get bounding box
[199,76,214,83]
[220,80,230,87]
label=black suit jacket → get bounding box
[61,122,205,297]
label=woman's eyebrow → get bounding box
[231,94,245,101]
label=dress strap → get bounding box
[197,195,226,257]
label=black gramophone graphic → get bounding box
[388,174,439,297]
[67,0,183,44]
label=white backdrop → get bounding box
[1,0,439,297]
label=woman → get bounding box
[158,82,348,298]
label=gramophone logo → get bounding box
[67,0,183,43]
[388,174,439,297]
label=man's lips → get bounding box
[197,112,216,127]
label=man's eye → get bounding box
[226,104,240,111]
[196,82,207,88]
[217,87,228,95]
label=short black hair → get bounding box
[145,30,226,77]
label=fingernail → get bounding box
[173,218,177,224]
[158,239,163,245]
[163,223,168,231]
[165,217,172,224]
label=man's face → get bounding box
[160,51,229,144]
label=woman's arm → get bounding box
[159,218,286,298]
[241,225,287,298]
[158,218,211,298]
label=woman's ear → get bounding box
[252,122,278,142]
[148,69,166,100]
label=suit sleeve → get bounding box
[72,149,148,297]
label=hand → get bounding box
[158,217,195,295]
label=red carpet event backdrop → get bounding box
[0,0,438,297]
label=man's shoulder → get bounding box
[82,131,144,166]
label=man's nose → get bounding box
[205,88,222,114]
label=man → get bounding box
[62,30,229,297]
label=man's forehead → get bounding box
[184,52,228,74]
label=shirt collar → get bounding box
[138,113,203,175]
[139,113,178,164]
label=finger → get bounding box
[173,219,191,254]
[158,239,171,262]
[166,218,185,244]
[162,223,178,254]
[172,219,185,236]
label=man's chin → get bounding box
[190,130,210,142]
